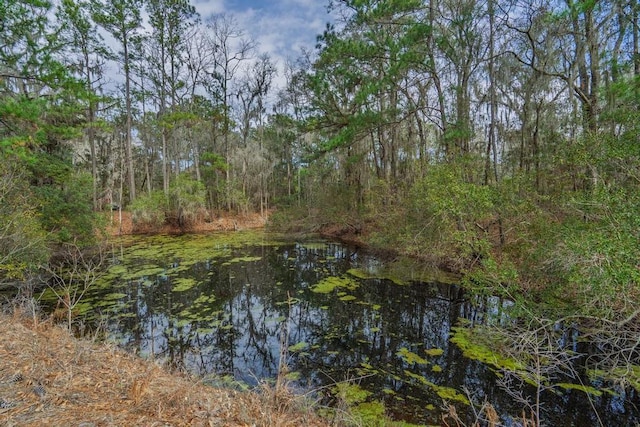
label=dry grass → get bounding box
[104,211,268,236]
[0,310,327,427]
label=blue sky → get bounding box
[193,0,331,68]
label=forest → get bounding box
[1,0,640,424]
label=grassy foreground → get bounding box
[0,310,326,427]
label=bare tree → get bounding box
[236,53,277,147]
[45,242,106,330]
[204,13,256,210]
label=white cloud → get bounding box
[193,0,226,18]
[193,0,330,90]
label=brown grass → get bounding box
[104,211,268,236]
[0,310,327,427]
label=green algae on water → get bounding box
[425,348,444,357]
[173,278,198,292]
[450,326,522,371]
[311,276,359,293]
[556,383,603,396]
[403,371,469,404]
[397,347,428,365]
[288,341,309,352]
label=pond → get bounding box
[40,231,640,426]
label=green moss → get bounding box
[339,295,357,301]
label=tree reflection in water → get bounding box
[82,234,639,426]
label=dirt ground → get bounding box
[0,311,325,426]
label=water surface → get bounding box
[44,232,640,426]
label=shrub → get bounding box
[167,174,207,228]
[399,164,495,266]
[130,191,168,232]
[0,161,49,285]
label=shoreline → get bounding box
[104,210,269,236]
[0,310,325,426]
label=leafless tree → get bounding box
[45,242,107,330]
[204,13,256,209]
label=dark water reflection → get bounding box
[68,233,639,426]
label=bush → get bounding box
[167,174,207,228]
[32,155,98,245]
[131,175,207,231]
[530,188,640,319]
[394,164,495,266]
[130,191,168,231]
[0,161,49,284]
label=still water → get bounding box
[46,232,639,426]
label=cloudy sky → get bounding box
[193,0,332,76]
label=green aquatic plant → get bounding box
[122,266,165,280]
[297,242,328,250]
[346,267,405,285]
[173,278,198,292]
[109,231,285,267]
[425,348,444,357]
[228,256,262,263]
[311,275,359,294]
[346,268,373,279]
[450,326,522,371]
[397,347,428,365]
[332,383,386,426]
[403,371,469,405]
[589,366,639,393]
[288,341,309,352]
[556,383,604,396]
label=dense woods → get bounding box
[1,0,640,423]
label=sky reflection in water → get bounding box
[75,232,639,426]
